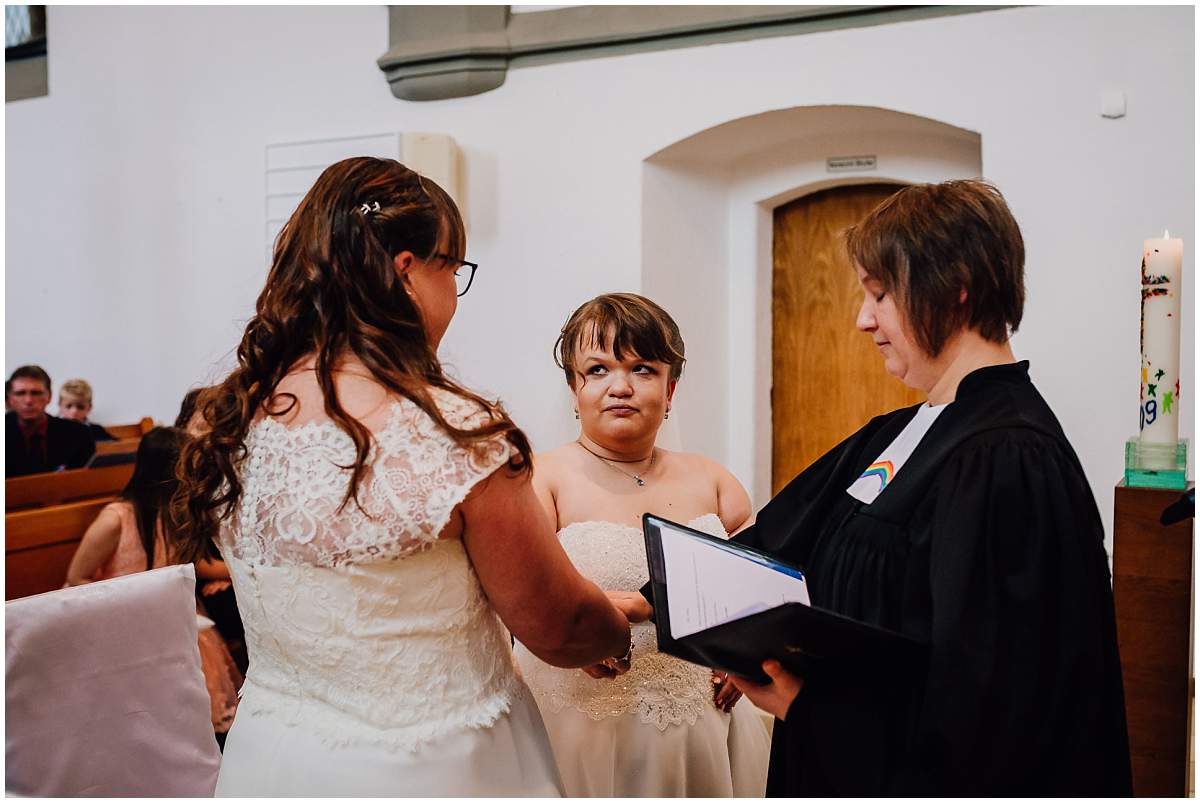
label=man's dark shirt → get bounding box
[85,422,117,442]
[6,411,96,476]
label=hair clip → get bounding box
[359,201,381,214]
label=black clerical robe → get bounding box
[735,361,1131,796]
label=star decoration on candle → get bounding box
[1138,230,1183,451]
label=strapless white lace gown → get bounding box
[214,391,563,796]
[514,514,770,797]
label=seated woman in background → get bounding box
[57,379,115,441]
[176,385,248,675]
[65,426,242,741]
[513,293,770,797]
[722,180,1131,795]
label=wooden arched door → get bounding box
[771,182,926,494]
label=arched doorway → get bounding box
[641,105,981,505]
[771,182,925,492]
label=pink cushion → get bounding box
[5,565,221,796]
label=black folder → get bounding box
[642,513,927,684]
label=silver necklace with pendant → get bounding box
[576,440,655,486]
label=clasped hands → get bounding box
[579,592,649,680]
[581,592,750,713]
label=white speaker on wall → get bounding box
[402,132,463,210]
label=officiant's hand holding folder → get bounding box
[641,514,927,685]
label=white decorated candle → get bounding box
[1139,231,1183,445]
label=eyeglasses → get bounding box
[434,253,479,297]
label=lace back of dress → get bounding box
[223,390,511,568]
[217,389,523,753]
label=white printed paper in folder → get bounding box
[659,521,811,639]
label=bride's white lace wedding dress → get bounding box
[214,390,563,796]
[513,513,770,797]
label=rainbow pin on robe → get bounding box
[859,460,895,492]
[846,404,948,505]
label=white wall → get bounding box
[640,161,730,463]
[6,5,1193,543]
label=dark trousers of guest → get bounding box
[201,585,248,677]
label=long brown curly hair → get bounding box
[170,156,531,562]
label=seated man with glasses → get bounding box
[6,365,96,477]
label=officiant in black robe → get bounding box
[726,181,1131,796]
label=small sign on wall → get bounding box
[826,155,877,173]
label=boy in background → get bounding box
[58,378,115,441]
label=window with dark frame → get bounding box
[5,5,46,60]
[6,5,48,102]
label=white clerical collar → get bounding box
[846,403,950,505]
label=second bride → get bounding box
[514,293,770,797]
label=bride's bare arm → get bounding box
[530,453,560,532]
[460,466,630,669]
[709,459,754,534]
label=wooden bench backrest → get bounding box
[6,497,112,600]
[93,438,140,458]
[5,464,134,511]
[105,417,154,440]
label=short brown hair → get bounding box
[554,293,686,389]
[8,365,52,394]
[60,378,93,405]
[845,179,1025,357]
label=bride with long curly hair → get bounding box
[171,157,634,796]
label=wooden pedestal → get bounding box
[1113,481,1194,797]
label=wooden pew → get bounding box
[105,417,155,440]
[5,497,112,600]
[5,464,134,511]
[93,438,140,458]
